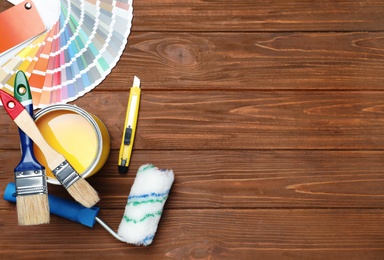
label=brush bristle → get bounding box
[67,178,100,208]
[16,194,50,226]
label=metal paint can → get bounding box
[33,104,110,185]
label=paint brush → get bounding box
[4,163,174,245]
[0,89,100,208]
[13,71,49,225]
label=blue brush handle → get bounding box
[3,182,100,227]
[14,103,44,171]
[13,71,44,172]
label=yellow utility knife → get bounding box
[118,76,141,174]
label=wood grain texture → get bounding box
[1,209,384,259]
[3,91,384,150]
[100,32,384,91]
[1,0,384,259]
[2,150,384,210]
[132,0,384,32]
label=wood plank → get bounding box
[1,1,383,258]
[2,32,384,91]
[1,150,384,209]
[132,0,384,32]
[2,91,384,150]
[101,32,384,91]
[1,209,384,259]
[2,1,384,32]
[94,91,384,150]
[95,150,384,209]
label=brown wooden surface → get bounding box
[1,0,384,259]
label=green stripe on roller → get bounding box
[138,164,155,173]
[128,196,168,206]
[123,210,163,224]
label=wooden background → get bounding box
[1,0,384,259]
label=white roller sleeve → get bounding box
[117,164,174,246]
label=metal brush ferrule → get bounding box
[52,160,80,189]
[14,170,48,196]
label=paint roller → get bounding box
[4,164,174,246]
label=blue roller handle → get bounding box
[3,182,100,228]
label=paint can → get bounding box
[33,104,110,185]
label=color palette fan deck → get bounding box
[0,0,133,108]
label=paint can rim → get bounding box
[35,104,106,185]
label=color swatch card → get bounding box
[0,1,46,56]
[0,0,133,108]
